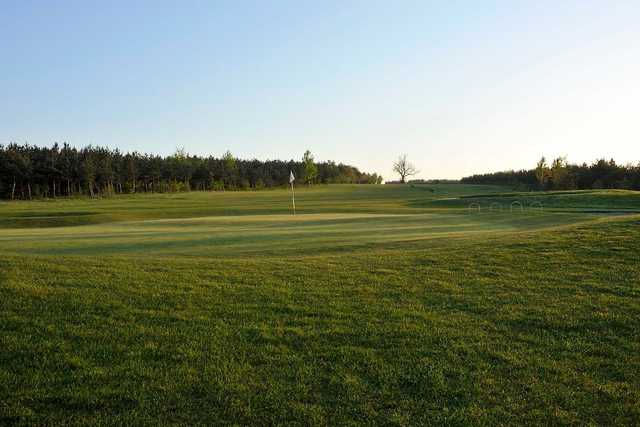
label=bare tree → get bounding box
[393,154,419,183]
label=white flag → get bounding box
[289,171,295,184]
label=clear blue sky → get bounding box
[2,1,639,179]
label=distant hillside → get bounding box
[385,179,459,185]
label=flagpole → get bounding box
[291,181,296,215]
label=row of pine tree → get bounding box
[461,157,640,191]
[0,144,383,200]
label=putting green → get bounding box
[0,209,609,257]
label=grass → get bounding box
[0,184,508,228]
[1,184,639,425]
[423,189,640,212]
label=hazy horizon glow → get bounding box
[2,1,639,180]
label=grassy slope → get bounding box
[1,185,639,425]
[0,184,613,257]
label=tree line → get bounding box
[0,144,383,200]
[461,157,640,191]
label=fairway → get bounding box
[1,184,639,425]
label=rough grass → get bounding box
[1,185,639,425]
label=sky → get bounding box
[1,0,639,180]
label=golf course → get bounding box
[1,184,639,425]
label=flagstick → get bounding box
[291,181,296,215]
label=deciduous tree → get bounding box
[393,154,419,183]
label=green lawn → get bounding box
[1,184,639,425]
